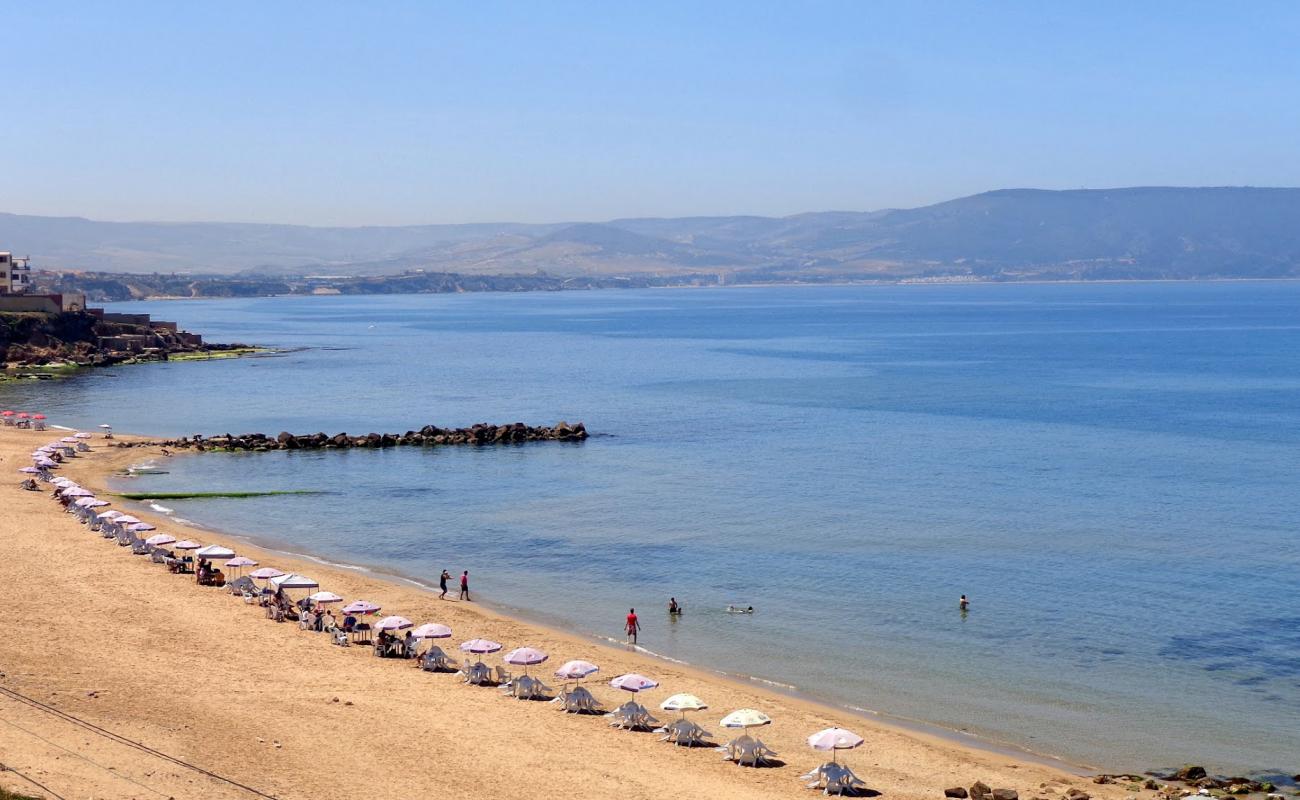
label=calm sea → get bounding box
[5,283,1298,775]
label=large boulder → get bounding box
[945,789,969,798]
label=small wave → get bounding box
[50,424,78,431]
[590,635,691,665]
[172,517,203,528]
[148,503,174,514]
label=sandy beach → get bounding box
[0,427,1138,800]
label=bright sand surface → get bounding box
[0,428,1141,800]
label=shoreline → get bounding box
[0,425,1150,800]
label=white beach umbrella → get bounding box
[341,600,381,615]
[18,467,41,475]
[51,477,75,486]
[661,693,708,716]
[375,616,413,632]
[172,540,201,550]
[806,727,864,763]
[75,432,93,439]
[720,709,771,731]
[249,567,285,579]
[610,673,659,693]
[195,544,236,560]
[504,646,548,675]
[115,515,142,525]
[61,487,93,498]
[60,436,79,443]
[35,458,58,468]
[459,638,502,654]
[97,510,123,520]
[270,573,319,590]
[307,590,343,604]
[145,533,177,547]
[411,623,453,640]
[128,522,157,532]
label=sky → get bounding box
[2,1,1298,226]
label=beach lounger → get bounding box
[606,701,660,731]
[418,646,456,672]
[460,662,492,685]
[494,666,513,686]
[718,735,777,767]
[553,685,603,714]
[656,718,714,747]
[801,762,867,795]
[132,541,153,556]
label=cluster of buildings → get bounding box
[0,249,86,313]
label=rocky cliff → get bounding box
[0,310,243,368]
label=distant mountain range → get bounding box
[4,187,1300,284]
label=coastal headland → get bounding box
[0,426,1153,800]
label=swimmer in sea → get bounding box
[668,597,682,615]
[959,594,970,611]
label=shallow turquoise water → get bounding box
[5,283,1298,775]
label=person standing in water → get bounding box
[668,597,682,615]
[459,570,471,601]
[439,570,451,599]
[625,608,641,644]
[959,594,970,611]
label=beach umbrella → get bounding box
[78,498,110,509]
[249,567,286,580]
[411,623,452,640]
[60,436,78,443]
[610,673,659,693]
[1,411,12,416]
[145,533,176,547]
[270,573,319,590]
[661,693,708,720]
[115,515,142,525]
[17,413,28,419]
[33,414,46,420]
[341,600,381,615]
[18,467,40,475]
[504,646,548,675]
[306,590,343,604]
[35,458,58,468]
[97,510,123,520]
[173,540,201,550]
[51,477,75,486]
[225,556,258,580]
[806,727,864,763]
[61,487,93,498]
[128,522,157,532]
[375,616,413,632]
[195,544,235,560]
[75,432,92,439]
[720,708,771,732]
[554,660,599,683]
[99,424,112,429]
[459,638,502,655]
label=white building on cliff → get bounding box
[0,252,32,294]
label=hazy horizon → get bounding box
[5,2,1299,227]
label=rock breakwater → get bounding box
[132,421,589,452]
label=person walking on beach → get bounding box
[459,570,471,601]
[625,608,641,644]
[439,570,450,599]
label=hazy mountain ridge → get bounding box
[4,187,1299,281]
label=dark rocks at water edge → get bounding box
[137,421,589,451]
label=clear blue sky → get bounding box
[3,1,1298,226]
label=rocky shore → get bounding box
[1,309,253,372]
[129,421,589,451]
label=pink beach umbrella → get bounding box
[128,522,157,532]
[249,567,286,580]
[145,533,176,547]
[172,540,201,550]
[306,590,343,605]
[17,413,28,419]
[341,600,381,615]
[74,432,92,439]
[459,638,502,655]
[807,727,864,764]
[1,411,12,417]
[61,488,93,498]
[115,515,142,525]
[554,660,600,686]
[18,467,41,475]
[60,436,78,443]
[411,623,453,640]
[223,556,257,580]
[504,646,548,675]
[375,616,413,632]
[76,498,110,508]
[97,510,123,520]
[610,673,659,693]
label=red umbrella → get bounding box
[17,413,28,419]
[1,411,14,417]
[33,414,46,420]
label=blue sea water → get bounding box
[4,282,1298,775]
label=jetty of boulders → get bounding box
[126,421,589,452]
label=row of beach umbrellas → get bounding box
[37,463,869,787]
